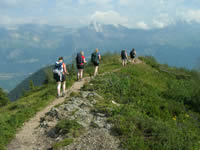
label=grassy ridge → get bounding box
[1,54,200,149]
[83,56,200,150]
[0,53,121,150]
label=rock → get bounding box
[96,113,105,117]
[38,90,119,150]
[105,123,112,130]
[40,121,49,129]
[46,108,59,118]
[81,91,103,100]
[93,116,107,128]
[63,128,121,150]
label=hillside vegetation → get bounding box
[82,56,200,149]
[0,53,120,150]
[0,53,200,150]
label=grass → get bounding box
[52,119,84,149]
[1,54,199,149]
[0,53,121,150]
[52,138,74,150]
[83,56,200,150]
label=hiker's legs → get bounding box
[62,81,66,95]
[134,58,136,63]
[80,69,83,79]
[131,58,134,64]
[122,59,126,66]
[57,82,61,97]
[94,66,98,76]
[77,69,81,80]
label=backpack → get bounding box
[53,62,63,80]
[91,52,99,64]
[76,53,83,65]
[121,50,126,58]
[130,50,136,57]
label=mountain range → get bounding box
[0,22,200,91]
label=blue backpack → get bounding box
[55,62,62,70]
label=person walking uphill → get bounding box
[53,57,69,98]
[121,49,128,66]
[76,51,87,81]
[91,48,101,76]
[130,48,136,64]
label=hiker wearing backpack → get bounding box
[91,48,101,76]
[76,51,87,81]
[121,49,128,66]
[53,57,69,98]
[130,48,136,64]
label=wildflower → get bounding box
[173,116,176,121]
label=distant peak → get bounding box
[89,21,103,32]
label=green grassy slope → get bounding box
[83,56,200,150]
[0,53,121,150]
[0,54,200,150]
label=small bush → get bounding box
[55,119,84,137]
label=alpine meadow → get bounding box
[0,54,200,149]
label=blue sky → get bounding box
[1,0,200,29]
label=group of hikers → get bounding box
[53,48,136,98]
[53,48,101,98]
[121,48,137,66]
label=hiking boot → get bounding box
[62,93,65,97]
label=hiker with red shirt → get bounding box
[76,51,87,81]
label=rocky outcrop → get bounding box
[39,91,121,150]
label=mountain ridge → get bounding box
[0,22,200,91]
[0,54,200,149]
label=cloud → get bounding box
[90,11,128,26]
[1,0,200,28]
[136,22,150,30]
[79,0,113,5]
[152,13,174,28]
[181,9,200,23]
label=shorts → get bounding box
[93,62,99,66]
[77,65,84,69]
[54,73,66,82]
[130,56,136,59]
[121,57,127,61]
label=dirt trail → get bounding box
[7,58,142,150]
[7,77,90,150]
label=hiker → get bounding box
[130,48,137,64]
[53,57,69,98]
[91,48,101,76]
[76,51,87,81]
[121,49,128,66]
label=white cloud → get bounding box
[136,22,150,30]
[152,13,174,28]
[181,9,200,23]
[90,11,128,26]
[153,20,166,28]
[79,0,113,5]
[1,0,200,29]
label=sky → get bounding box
[0,0,200,29]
